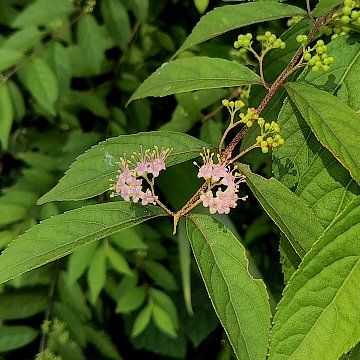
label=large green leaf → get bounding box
[286,82,360,185]
[0,83,14,150]
[128,57,260,103]
[186,214,271,360]
[0,203,166,285]
[38,131,209,204]
[312,0,343,17]
[0,326,38,351]
[240,164,324,257]
[269,197,360,360]
[174,3,306,56]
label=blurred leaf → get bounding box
[19,57,59,115]
[128,57,260,103]
[110,228,148,251]
[3,26,42,52]
[0,203,166,285]
[12,0,74,27]
[0,203,27,227]
[38,131,210,204]
[0,83,14,150]
[186,214,271,360]
[144,261,178,291]
[150,289,178,328]
[194,0,209,14]
[132,304,153,337]
[0,48,22,72]
[116,286,147,313]
[107,245,134,276]
[286,82,360,185]
[8,80,25,122]
[124,0,149,22]
[312,0,342,17]
[0,326,38,351]
[174,3,306,56]
[152,304,177,338]
[88,246,107,304]
[101,0,131,50]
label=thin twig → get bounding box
[201,90,238,122]
[306,0,315,22]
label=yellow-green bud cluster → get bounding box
[296,34,308,45]
[256,120,284,153]
[234,33,253,49]
[222,99,245,112]
[239,108,259,128]
[256,31,286,50]
[323,0,360,40]
[287,15,303,27]
[303,40,334,73]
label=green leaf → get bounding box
[128,57,260,103]
[342,342,360,359]
[0,326,38,351]
[143,261,178,291]
[186,214,271,360]
[132,304,153,337]
[3,26,42,52]
[88,246,107,304]
[107,245,134,276]
[12,0,74,28]
[152,304,177,338]
[0,48,23,72]
[77,14,107,75]
[174,3,306,56]
[101,0,131,50]
[150,289,179,328]
[240,164,324,257]
[194,0,209,14]
[0,203,166,285]
[38,131,209,204]
[312,0,342,17]
[110,228,148,250]
[0,83,14,150]
[0,291,47,320]
[0,203,27,227]
[125,0,149,22]
[286,82,360,185]
[116,286,147,313]
[18,57,59,115]
[269,197,360,360]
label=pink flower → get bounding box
[140,189,157,205]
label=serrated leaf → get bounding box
[0,326,38,351]
[269,197,360,360]
[143,261,178,291]
[107,245,134,276]
[0,203,166,285]
[132,304,153,337]
[116,286,147,313]
[101,0,131,50]
[152,304,177,338]
[186,214,271,360]
[88,246,107,304]
[240,164,324,257]
[12,0,74,28]
[128,57,260,103]
[174,3,306,56]
[18,57,59,115]
[286,82,360,185]
[0,83,14,150]
[38,131,209,204]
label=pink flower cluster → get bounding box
[109,147,171,205]
[196,149,248,214]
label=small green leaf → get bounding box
[152,304,177,338]
[132,304,153,337]
[107,245,134,276]
[240,164,324,257]
[128,57,260,103]
[174,3,306,56]
[101,0,131,50]
[194,0,209,14]
[0,48,23,72]
[0,326,38,352]
[0,83,14,150]
[150,289,179,328]
[110,228,148,251]
[116,286,147,313]
[88,246,107,304]
[0,203,166,285]
[186,214,271,360]
[269,197,360,360]
[18,57,59,115]
[38,131,209,204]
[286,82,360,185]
[3,26,42,52]
[144,261,178,291]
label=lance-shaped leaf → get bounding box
[38,131,209,204]
[286,82,360,185]
[0,203,166,285]
[0,83,14,150]
[240,164,324,257]
[174,3,305,56]
[186,214,271,360]
[269,197,360,360]
[128,57,260,103]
